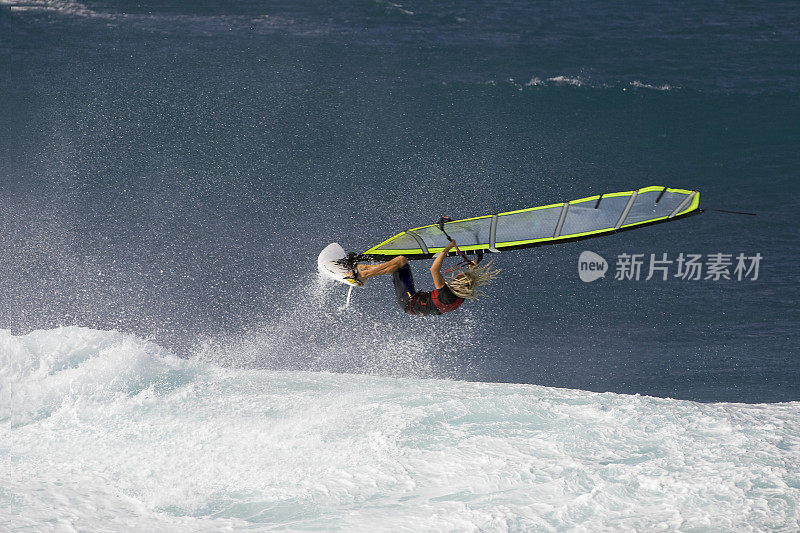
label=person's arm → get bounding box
[430,240,456,289]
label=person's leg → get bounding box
[356,255,409,281]
[392,263,416,309]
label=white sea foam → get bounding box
[511,75,586,88]
[630,80,674,91]
[489,76,588,90]
[0,0,314,36]
[0,0,107,18]
[374,0,414,16]
[503,76,680,93]
[524,77,546,87]
[546,76,584,87]
[3,327,799,531]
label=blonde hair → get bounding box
[446,260,501,300]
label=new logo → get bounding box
[578,251,608,282]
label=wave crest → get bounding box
[2,327,192,426]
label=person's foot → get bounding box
[351,264,367,286]
[343,265,365,286]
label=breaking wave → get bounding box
[3,327,798,531]
[488,76,678,92]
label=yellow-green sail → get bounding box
[363,186,700,259]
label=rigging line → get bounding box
[708,208,757,216]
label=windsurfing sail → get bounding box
[363,186,700,259]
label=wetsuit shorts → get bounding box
[392,264,416,310]
[392,264,457,316]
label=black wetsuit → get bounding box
[392,264,462,316]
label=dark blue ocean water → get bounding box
[3,0,799,402]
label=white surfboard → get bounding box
[317,243,361,286]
